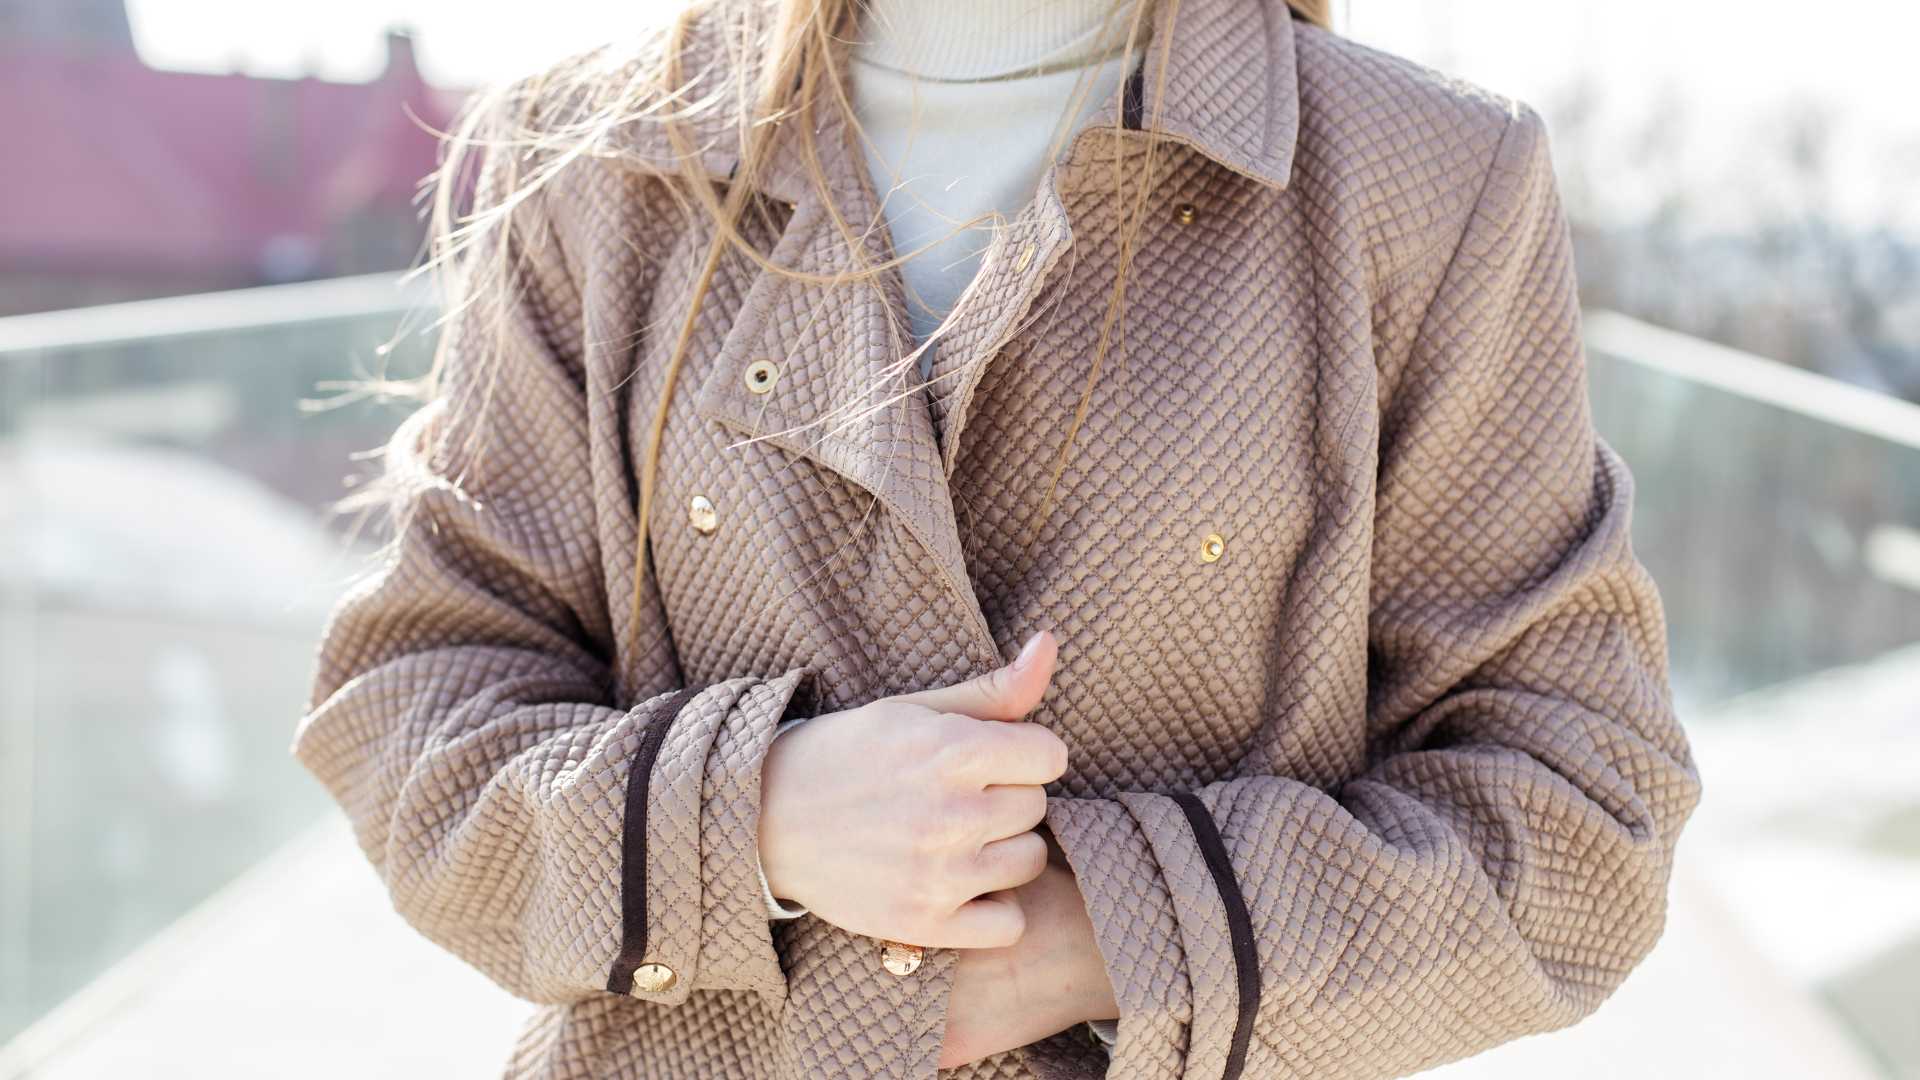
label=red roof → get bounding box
[0,36,464,279]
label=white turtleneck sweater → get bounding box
[751,0,1148,1054]
[849,0,1150,382]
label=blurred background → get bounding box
[1,0,1915,1077]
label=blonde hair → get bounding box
[336,0,1335,648]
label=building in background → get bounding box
[0,0,463,316]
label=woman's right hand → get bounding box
[756,630,1066,949]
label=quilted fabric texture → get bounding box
[291,0,1702,1076]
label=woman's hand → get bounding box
[757,630,1067,949]
[938,835,1121,1069]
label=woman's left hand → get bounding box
[936,833,1120,1070]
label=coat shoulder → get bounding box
[1291,21,1549,285]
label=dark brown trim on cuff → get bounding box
[1169,791,1259,1080]
[607,685,700,996]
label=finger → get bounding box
[974,783,1049,842]
[958,830,1051,897]
[942,719,1069,787]
[920,891,1027,950]
[892,630,1056,721]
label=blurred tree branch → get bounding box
[1541,77,1920,402]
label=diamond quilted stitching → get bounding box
[294,2,1700,1077]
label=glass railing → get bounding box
[1583,310,1920,709]
[0,274,436,1046]
[2,282,1916,1071]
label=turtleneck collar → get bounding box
[850,0,1150,81]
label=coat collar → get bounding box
[604,0,1303,202]
[1116,0,1303,191]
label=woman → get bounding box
[293,0,1702,1075]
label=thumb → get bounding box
[893,630,1057,721]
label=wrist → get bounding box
[1014,862,1119,1026]
[756,714,805,903]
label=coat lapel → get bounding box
[689,90,1004,665]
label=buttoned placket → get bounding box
[854,116,1144,667]
[915,78,1143,477]
[849,134,1056,669]
[689,187,993,673]
[916,193,1070,472]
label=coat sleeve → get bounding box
[290,118,818,1008]
[1042,101,1702,1080]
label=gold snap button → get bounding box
[1176,202,1198,225]
[879,939,924,976]
[744,359,780,394]
[1199,532,1225,563]
[1014,242,1036,273]
[629,962,677,994]
[688,494,718,535]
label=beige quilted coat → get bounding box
[292,0,1702,1075]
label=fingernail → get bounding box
[1011,630,1046,670]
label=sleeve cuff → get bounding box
[630,668,817,1002]
[1044,795,1194,1072]
[757,848,809,919]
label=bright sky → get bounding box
[1348,1,1920,149]
[125,0,1917,225]
[124,0,1918,122]
[124,0,1919,127]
